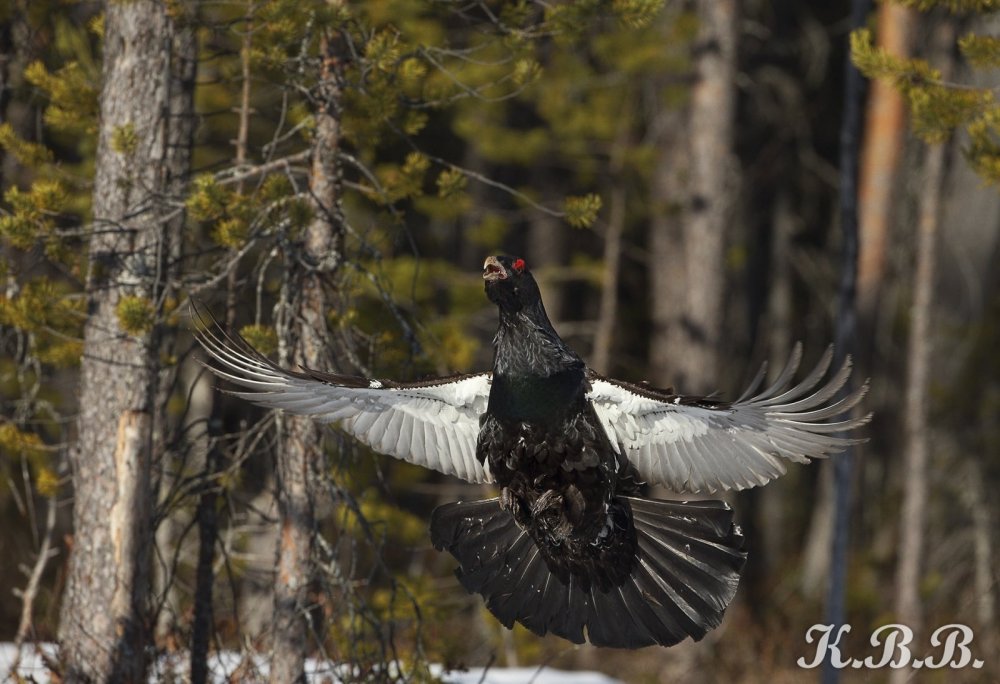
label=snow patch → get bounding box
[0,644,623,684]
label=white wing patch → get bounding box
[196,319,493,484]
[588,345,869,494]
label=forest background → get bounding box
[0,0,998,682]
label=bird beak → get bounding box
[483,256,507,282]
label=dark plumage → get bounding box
[195,254,869,649]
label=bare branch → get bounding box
[12,495,59,658]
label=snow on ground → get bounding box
[439,666,621,684]
[0,644,623,683]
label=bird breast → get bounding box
[477,405,615,542]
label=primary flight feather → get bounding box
[195,254,869,649]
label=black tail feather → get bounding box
[430,496,746,649]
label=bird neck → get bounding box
[493,300,583,379]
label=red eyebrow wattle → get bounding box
[513,258,525,272]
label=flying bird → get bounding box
[195,255,869,649]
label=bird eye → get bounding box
[513,258,526,273]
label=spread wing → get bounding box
[194,312,492,484]
[588,344,869,494]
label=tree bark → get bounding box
[757,191,795,581]
[193,7,250,672]
[892,91,947,671]
[858,3,915,327]
[153,2,199,646]
[649,0,738,392]
[58,2,185,681]
[591,179,625,375]
[591,116,630,375]
[962,458,996,635]
[528,197,567,323]
[188,360,219,684]
[269,30,345,684]
[890,30,954,684]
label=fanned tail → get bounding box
[430,496,746,648]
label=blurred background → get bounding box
[0,0,997,681]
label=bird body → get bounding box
[476,270,635,591]
[196,254,869,648]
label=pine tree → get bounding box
[0,0,98,653]
[56,1,196,680]
[852,9,1000,185]
[852,6,999,682]
[0,0,818,677]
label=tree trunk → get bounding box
[962,458,996,635]
[649,0,738,392]
[528,198,567,323]
[58,2,184,681]
[857,3,914,329]
[892,92,948,678]
[758,191,795,580]
[591,178,625,375]
[890,30,954,684]
[193,7,250,673]
[591,116,630,375]
[269,30,345,684]
[153,3,198,646]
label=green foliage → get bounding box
[966,108,1000,182]
[239,323,278,355]
[115,295,155,336]
[467,212,509,248]
[351,256,483,373]
[852,29,943,98]
[211,217,250,249]
[345,490,427,547]
[0,423,58,497]
[612,0,667,28]
[34,465,61,498]
[0,274,60,509]
[0,0,705,667]
[852,27,1000,182]
[547,0,638,39]
[564,193,603,228]
[187,175,233,222]
[374,152,431,203]
[24,60,99,137]
[909,85,992,144]
[0,180,68,249]
[0,123,53,167]
[0,278,84,362]
[435,168,467,198]
[512,58,542,88]
[452,114,551,165]
[959,33,1000,67]
[188,170,317,248]
[441,0,688,253]
[111,122,139,155]
[0,423,45,461]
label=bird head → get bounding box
[483,255,541,313]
